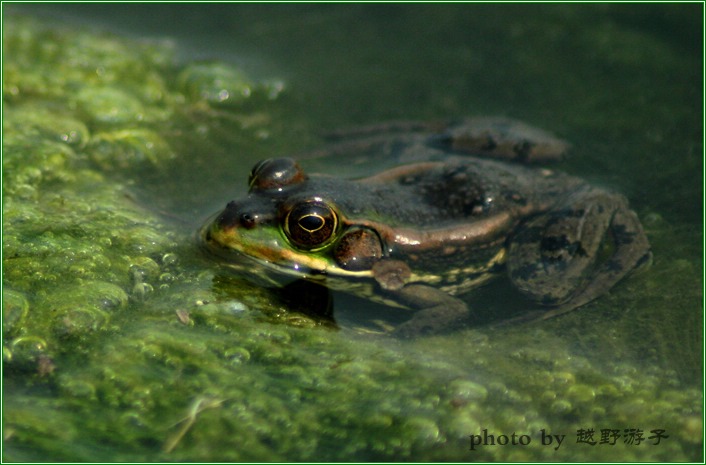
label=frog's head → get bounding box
[200,158,383,280]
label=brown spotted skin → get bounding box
[201,117,651,336]
[505,186,652,318]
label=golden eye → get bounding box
[284,201,338,250]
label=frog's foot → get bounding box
[391,284,469,338]
[430,117,570,163]
[371,259,469,337]
[506,187,651,318]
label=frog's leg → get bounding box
[506,187,651,318]
[298,133,455,168]
[392,284,470,337]
[431,117,571,163]
[371,259,469,337]
[300,117,569,165]
[323,121,444,140]
[297,121,443,164]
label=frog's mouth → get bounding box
[199,228,317,286]
[198,220,372,282]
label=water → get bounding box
[4,4,703,462]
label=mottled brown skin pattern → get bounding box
[201,118,652,337]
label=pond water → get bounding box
[4,4,703,462]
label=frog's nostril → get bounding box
[239,213,257,229]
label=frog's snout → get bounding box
[211,201,241,231]
[215,201,273,232]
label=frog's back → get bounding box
[342,158,582,228]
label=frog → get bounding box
[200,117,652,337]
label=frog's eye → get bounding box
[284,201,338,250]
[249,158,307,192]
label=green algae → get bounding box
[3,14,278,399]
[3,7,703,463]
